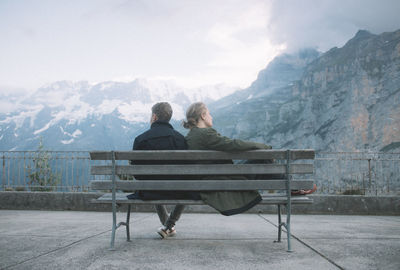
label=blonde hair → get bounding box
[183,102,207,129]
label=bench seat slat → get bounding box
[90,180,314,191]
[92,193,313,205]
[91,164,313,175]
[90,149,315,161]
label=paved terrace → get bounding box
[0,210,399,270]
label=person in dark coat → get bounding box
[129,102,198,238]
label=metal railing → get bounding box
[315,152,400,195]
[0,151,90,192]
[0,151,399,195]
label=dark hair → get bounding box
[152,102,173,122]
[183,102,207,129]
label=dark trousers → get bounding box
[155,205,185,229]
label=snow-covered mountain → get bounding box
[0,79,238,150]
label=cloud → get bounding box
[203,0,285,87]
[0,0,399,92]
[268,0,400,52]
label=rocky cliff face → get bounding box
[211,30,400,152]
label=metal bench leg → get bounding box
[286,204,292,252]
[126,205,131,242]
[110,151,117,251]
[110,200,117,250]
[286,150,293,252]
[274,204,282,243]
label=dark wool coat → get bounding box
[133,121,187,151]
[130,121,199,200]
[185,127,272,216]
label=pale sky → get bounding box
[0,0,399,95]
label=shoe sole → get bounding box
[157,230,168,239]
[157,230,176,239]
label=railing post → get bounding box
[110,151,117,250]
[2,153,5,190]
[368,158,371,193]
[286,150,292,252]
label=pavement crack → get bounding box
[2,229,111,270]
[257,214,346,270]
[2,213,155,269]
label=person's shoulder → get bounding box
[187,127,218,137]
[202,127,218,136]
[133,128,152,150]
[135,129,151,141]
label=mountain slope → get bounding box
[211,30,400,152]
[0,79,236,150]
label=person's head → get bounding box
[151,102,173,123]
[183,102,213,129]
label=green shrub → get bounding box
[27,138,60,191]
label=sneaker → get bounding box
[291,184,317,196]
[157,226,176,239]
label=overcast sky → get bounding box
[0,0,399,94]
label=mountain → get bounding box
[0,79,237,150]
[210,48,320,111]
[1,29,399,152]
[210,30,400,152]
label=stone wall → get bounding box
[0,192,398,215]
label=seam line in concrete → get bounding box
[2,213,154,270]
[2,230,111,270]
[257,214,345,270]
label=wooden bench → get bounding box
[89,149,315,252]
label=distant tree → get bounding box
[27,138,60,191]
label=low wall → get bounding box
[0,192,399,215]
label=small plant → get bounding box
[27,138,60,191]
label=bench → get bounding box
[89,149,315,252]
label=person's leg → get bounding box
[164,205,185,229]
[155,205,169,225]
[157,205,185,238]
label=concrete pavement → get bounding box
[0,210,399,270]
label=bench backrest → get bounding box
[89,150,315,192]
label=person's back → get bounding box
[130,102,196,239]
[133,121,186,151]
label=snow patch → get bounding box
[0,105,44,130]
[118,101,151,123]
[61,138,74,144]
[96,99,122,115]
[72,129,82,137]
[60,127,82,138]
[34,122,52,135]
